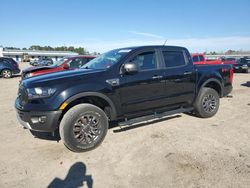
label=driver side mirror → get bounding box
[123,62,138,75]
[63,64,70,69]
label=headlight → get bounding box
[27,87,56,99]
[242,64,248,67]
[25,73,33,78]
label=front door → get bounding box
[119,49,166,115]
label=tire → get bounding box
[194,87,220,118]
[1,69,12,78]
[59,104,109,152]
[245,69,249,73]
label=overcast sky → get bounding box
[1,0,250,53]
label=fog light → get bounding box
[38,116,47,123]
[31,116,47,124]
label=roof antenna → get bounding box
[163,39,167,46]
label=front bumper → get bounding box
[16,109,62,132]
[233,66,248,71]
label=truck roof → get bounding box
[117,45,188,51]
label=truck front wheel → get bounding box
[59,104,108,152]
[194,87,220,118]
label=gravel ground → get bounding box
[0,63,250,188]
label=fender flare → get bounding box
[199,78,223,97]
[64,92,117,120]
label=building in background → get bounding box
[0,47,78,62]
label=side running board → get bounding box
[118,107,193,127]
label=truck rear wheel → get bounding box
[194,87,220,118]
[59,104,108,152]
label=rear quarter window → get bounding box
[163,51,186,68]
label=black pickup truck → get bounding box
[15,46,233,152]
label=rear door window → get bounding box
[163,51,186,68]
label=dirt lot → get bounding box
[0,63,250,188]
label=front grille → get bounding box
[18,84,28,106]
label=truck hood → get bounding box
[22,68,105,87]
[22,65,56,74]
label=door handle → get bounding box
[183,71,192,75]
[152,75,163,79]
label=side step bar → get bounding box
[118,107,193,127]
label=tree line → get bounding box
[204,50,250,55]
[4,45,100,55]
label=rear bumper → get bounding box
[16,108,62,132]
[222,85,233,97]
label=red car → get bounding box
[192,54,236,65]
[22,55,96,79]
[192,54,221,65]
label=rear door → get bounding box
[119,48,166,115]
[160,49,196,107]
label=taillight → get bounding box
[229,66,234,84]
[221,66,233,84]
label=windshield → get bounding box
[82,49,131,70]
[53,57,68,66]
